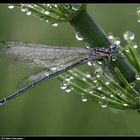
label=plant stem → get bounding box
[70,10,136,84]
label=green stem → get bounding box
[70,10,136,84]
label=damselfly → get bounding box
[0,41,120,106]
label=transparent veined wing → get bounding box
[0,41,90,89]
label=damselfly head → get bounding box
[110,44,120,54]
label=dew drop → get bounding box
[114,38,121,45]
[86,45,90,49]
[137,19,140,23]
[45,72,49,76]
[96,84,102,90]
[123,31,135,40]
[101,104,107,108]
[26,11,32,16]
[85,88,93,94]
[82,78,86,81]
[123,103,128,106]
[130,82,135,88]
[33,4,37,7]
[125,46,129,52]
[110,94,114,98]
[135,73,140,80]
[8,4,15,9]
[105,82,110,85]
[136,7,140,14]
[101,95,106,99]
[95,72,101,78]
[65,88,72,93]
[87,61,92,66]
[81,96,88,102]
[54,4,58,8]
[108,33,114,40]
[60,85,67,90]
[75,32,84,41]
[112,56,117,61]
[93,80,97,83]
[117,92,124,97]
[44,10,50,15]
[86,73,91,78]
[133,43,138,49]
[51,67,57,71]
[21,7,27,12]
[97,86,102,90]
[52,23,59,27]
[65,76,73,81]
[125,49,129,53]
[97,61,102,65]
[72,6,79,11]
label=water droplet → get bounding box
[86,45,90,49]
[132,43,138,49]
[87,62,92,66]
[96,84,102,90]
[93,80,97,83]
[86,73,91,78]
[97,61,102,65]
[123,31,135,40]
[110,94,114,98]
[136,7,140,14]
[44,10,50,15]
[65,76,73,81]
[108,33,114,40]
[114,38,121,45]
[54,4,58,8]
[33,4,37,7]
[101,104,107,108]
[51,67,57,71]
[133,44,138,48]
[85,88,93,94]
[60,85,67,90]
[95,71,101,78]
[137,19,140,23]
[65,88,72,93]
[8,5,15,9]
[52,23,59,27]
[64,4,70,9]
[125,46,129,52]
[21,7,27,12]
[72,6,79,11]
[97,86,102,90]
[82,78,86,81]
[101,95,106,99]
[75,32,84,41]
[26,11,32,16]
[136,73,140,80]
[123,103,128,106]
[117,92,124,97]
[81,96,88,102]
[45,72,49,76]
[105,82,110,85]
[112,56,117,61]
[130,82,135,88]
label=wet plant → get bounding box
[1,4,140,112]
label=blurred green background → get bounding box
[0,4,140,136]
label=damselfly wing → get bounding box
[0,41,119,106]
